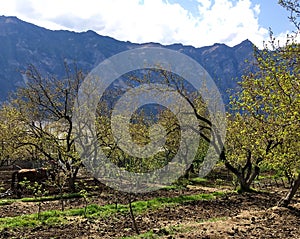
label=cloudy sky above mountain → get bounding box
[0,0,295,48]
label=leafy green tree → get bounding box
[221,0,299,203]
[225,112,282,192]
[233,32,300,204]
[0,104,32,165]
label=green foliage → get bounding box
[226,113,268,164]
[0,105,30,162]
[225,21,300,196]
[228,18,300,203]
[241,40,299,176]
[79,187,90,217]
[19,179,49,219]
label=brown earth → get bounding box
[0,168,299,239]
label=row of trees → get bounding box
[0,0,298,206]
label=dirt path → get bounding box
[167,204,300,239]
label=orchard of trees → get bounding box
[0,0,299,209]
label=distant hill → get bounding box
[0,16,255,104]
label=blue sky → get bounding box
[248,0,294,34]
[0,0,296,48]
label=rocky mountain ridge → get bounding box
[0,16,255,103]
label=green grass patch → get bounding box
[120,231,159,239]
[0,199,15,206]
[20,192,82,202]
[189,177,208,184]
[0,213,52,229]
[198,216,227,223]
[0,191,225,231]
[0,192,83,206]
[127,192,224,215]
[161,184,185,190]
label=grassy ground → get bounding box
[0,172,299,238]
[0,191,225,230]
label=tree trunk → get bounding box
[225,161,259,193]
[239,165,260,192]
[183,164,195,179]
[68,171,78,192]
[238,177,252,192]
[221,152,261,193]
[68,176,76,192]
[279,173,300,207]
[67,166,80,192]
[236,173,256,193]
[128,195,140,235]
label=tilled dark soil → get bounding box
[0,188,299,239]
[1,167,299,238]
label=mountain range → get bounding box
[0,15,256,104]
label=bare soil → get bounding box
[0,168,299,239]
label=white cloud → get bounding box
[0,0,278,48]
[263,30,300,49]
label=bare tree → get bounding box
[12,63,84,191]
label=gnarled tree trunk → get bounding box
[279,173,300,207]
[222,150,261,193]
